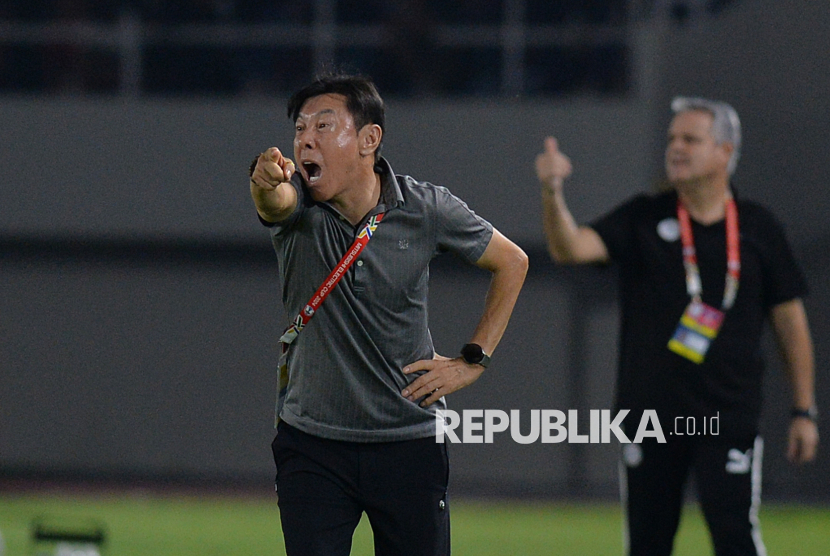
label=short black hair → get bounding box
[287,73,385,162]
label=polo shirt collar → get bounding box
[314,157,403,224]
[375,156,404,210]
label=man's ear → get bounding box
[358,124,383,158]
[719,141,734,167]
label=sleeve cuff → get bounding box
[258,213,278,227]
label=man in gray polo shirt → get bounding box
[249,74,528,556]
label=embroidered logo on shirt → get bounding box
[398,239,410,250]
[657,218,680,242]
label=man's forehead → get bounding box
[297,94,348,120]
[669,110,713,133]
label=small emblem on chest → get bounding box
[657,218,680,242]
[398,239,410,250]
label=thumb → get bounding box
[545,137,559,155]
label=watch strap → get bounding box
[461,343,491,368]
[791,406,818,421]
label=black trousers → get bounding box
[621,433,766,556]
[272,422,450,556]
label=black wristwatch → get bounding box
[791,406,818,421]
[461,343,491,368]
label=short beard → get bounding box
[667,171,717,191]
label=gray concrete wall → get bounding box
[0,97,649,245]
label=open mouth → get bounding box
[303,162,322,183]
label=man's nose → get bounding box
[296,128,315,148]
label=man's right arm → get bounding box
[250,147,299,223]
[536,137,609,265]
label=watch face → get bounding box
[461,343,484,364]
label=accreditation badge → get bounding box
[667,299,725,364]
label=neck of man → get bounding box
[330,165,382,226]
[675,175,732,225]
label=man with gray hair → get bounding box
[536,97,817,555]
[670,96,742,174]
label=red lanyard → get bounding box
[676,198,740,310]
[279,212,385,346]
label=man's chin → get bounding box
[307,187,331,203]
[668,175,703,189]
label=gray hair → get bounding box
[671,96,742,175]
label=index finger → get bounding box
[402,359,437,375]
[267,149,296,180]
[257,149,293,182]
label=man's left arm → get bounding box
[770,298,819,463]
[402,229,528,406]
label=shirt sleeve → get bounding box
[754,206,809,308]
[588,195,646,264]
[264,174,306,236]
[433,187,494,264]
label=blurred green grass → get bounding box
[0,492,828,555]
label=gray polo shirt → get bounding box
[265,157,493,442]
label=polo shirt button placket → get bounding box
[354,259,366,295]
